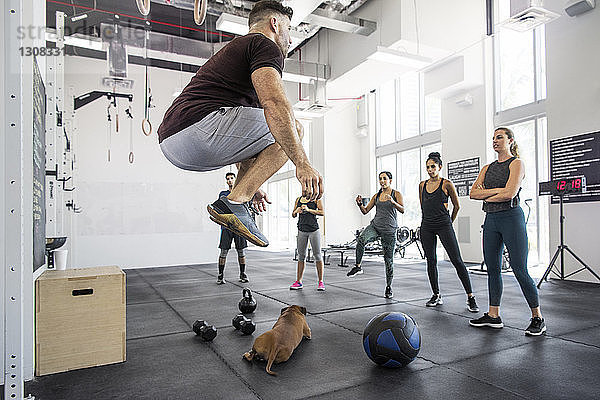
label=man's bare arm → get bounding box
[251,67,308,167]
[251,67,323,199]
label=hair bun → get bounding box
[428,152,441,158]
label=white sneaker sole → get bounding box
[426,298,443,307]
[525,326,546,336]
[469,321,504,329]
[347,270,363,277]
[290,286,303,290]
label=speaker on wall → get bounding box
[565,0,595,16]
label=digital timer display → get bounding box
[556,178,583,191]
[539,176,587,197]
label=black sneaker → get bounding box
[426,294,443,307]
[384,286,393,299]
[239,272,249,283]
[467,296,479,313]
[469,313,503,328]
[347,266,363,277]
[208,197,268,247]
[525,317,546,336]
[216,274,226,285]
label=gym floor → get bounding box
[24,250,600,400]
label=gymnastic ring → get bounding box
[129,152,134,164]
[141,118,152,136]
[135,0,150,16]
[194,0,207,25]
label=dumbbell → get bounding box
[192,320,217,341]
[232,314,256,335]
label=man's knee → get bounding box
[295,120,304,140]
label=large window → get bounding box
[265,179,301,250]
[399,73,420,140]
[376,142,442,229]
[494,1,549,266]
[376,72,441,147]
[281,120,311,172]
[375,68,443,255]
[495,2,546,112]
[377,80,397,146]
[263,120,311,249]
[500,118,548,266]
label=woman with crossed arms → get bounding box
[469,127,545,336]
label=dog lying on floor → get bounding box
[243,305,311,375]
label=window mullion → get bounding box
[395,78,400,142]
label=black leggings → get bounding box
[420,223,473,295]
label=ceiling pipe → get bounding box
[304,8,376,35]
[344,0,371,15]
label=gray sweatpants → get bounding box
[297,229,322,262]
[159,106,276,171]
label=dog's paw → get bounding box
[243,352,253,361]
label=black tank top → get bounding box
[483,157,521,213]
[296,198,319,232]
[421,178,451,226]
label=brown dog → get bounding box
[243,305,311,375]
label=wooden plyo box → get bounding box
[35,266,126,376]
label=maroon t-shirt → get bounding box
[158,33,284,143]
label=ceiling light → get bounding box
[367,46,432,69]
[216,13,249,36]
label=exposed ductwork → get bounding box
[304,7,376,35]
[149,0,377,41]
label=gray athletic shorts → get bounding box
[159,106,276,172]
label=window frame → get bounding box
[493,24,547,114]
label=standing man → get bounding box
[158,0,323,247]
[217,172,249,284]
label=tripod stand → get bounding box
[537,192,600,288]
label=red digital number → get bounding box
[573,178,581,189]
[557,181,566,190]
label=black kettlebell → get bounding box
[238,288,257,314]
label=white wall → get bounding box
[544,1,600,282]
[441,86,489,263]
[321,100,371,244]
[65,56,226,268]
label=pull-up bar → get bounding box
[74,90,133,111]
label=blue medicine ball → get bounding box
[362,312,421,367]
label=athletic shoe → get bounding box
[469,313,504,328]
[426,294,443,307]
[207,197,268,247]
[384,286,393,299]
[290,280,303,290]
[346,266,363,277]
[467,296,479,313]
[525,317,546,336]
[216,273,226,285]
[239,273,249,283]
[317,281,326,291]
